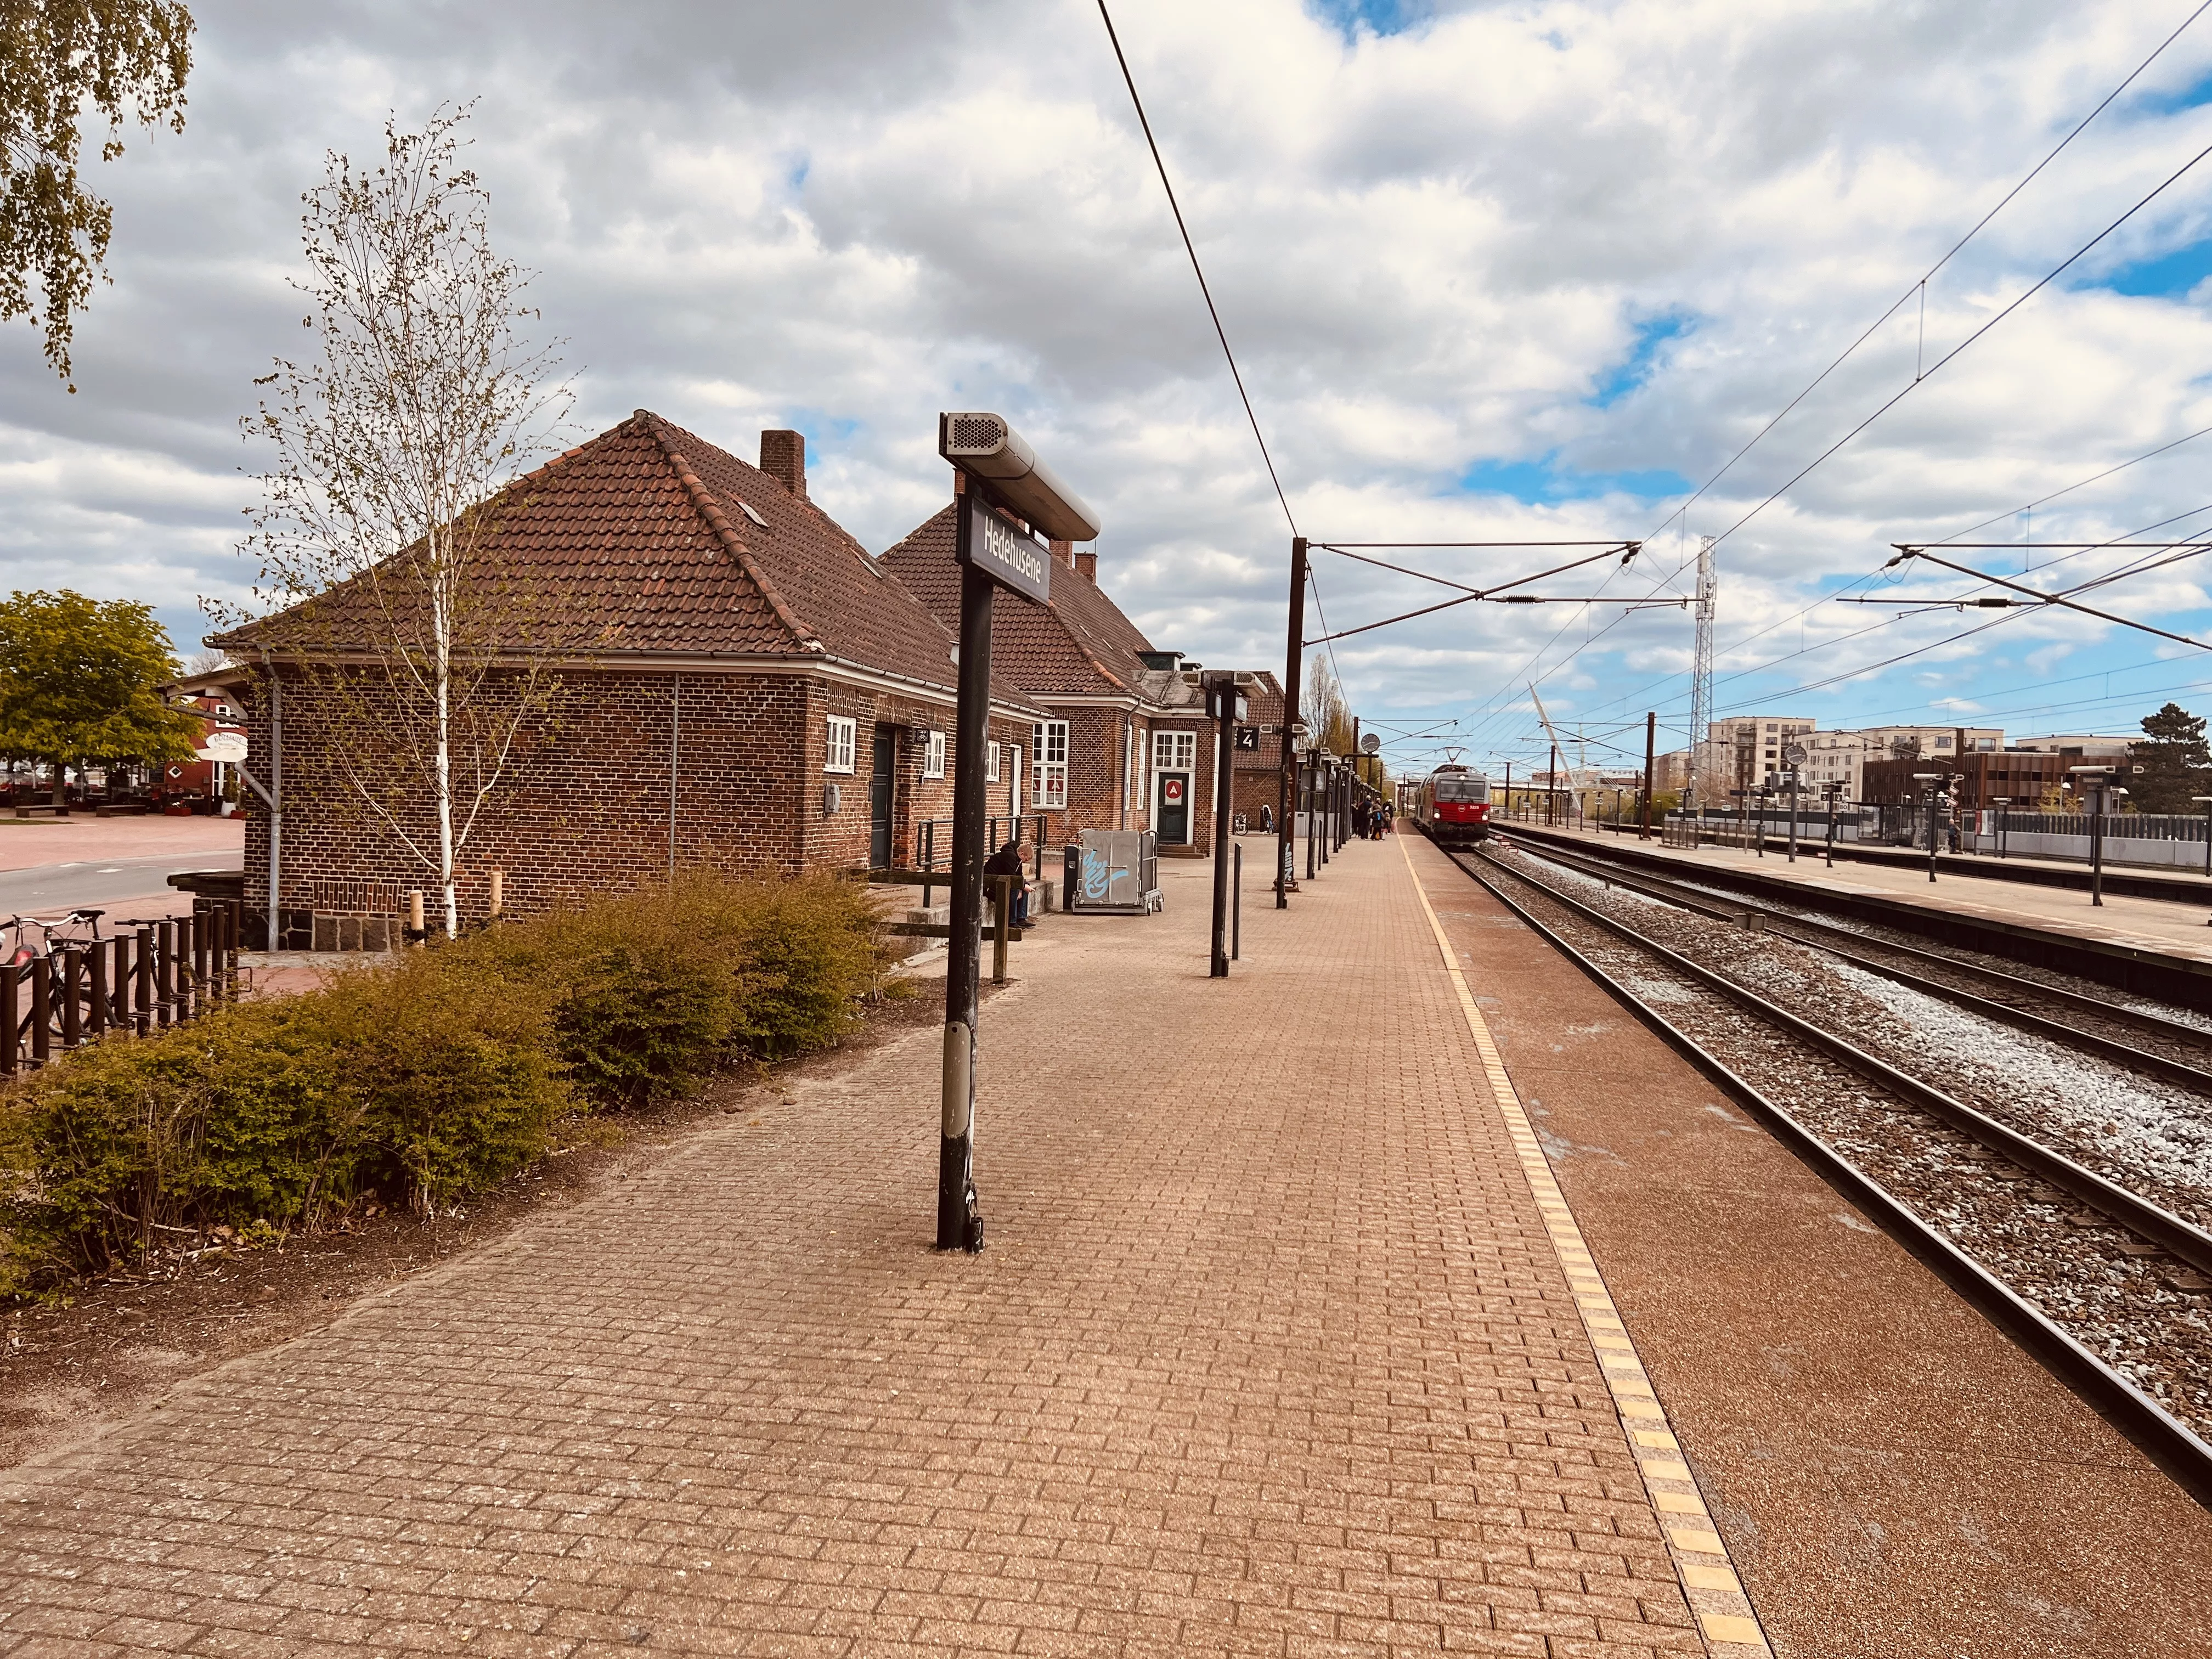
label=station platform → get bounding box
[1501,818,2212,970]
[1401,828,2212,1655]
[2,836,2207,1656]
[0,836,1752,1657]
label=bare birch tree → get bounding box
[223,106,571,937]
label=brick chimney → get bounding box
[1075,551,1097,582]
[1049,537,1075,568]
[760,430,806,499]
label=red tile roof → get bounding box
[217,413,1037,709]
[881,504,1165,700]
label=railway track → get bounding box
[1505,833,2212,1094]
[1449,840,2212,1508]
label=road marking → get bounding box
[1398,833,1774,1657]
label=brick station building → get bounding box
[211,412,1046,944]
[882,503,1276,855]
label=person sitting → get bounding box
[984,839,1031,926]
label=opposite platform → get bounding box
[0,839,1741,1657]
[1503,820,2212,969]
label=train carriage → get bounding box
[1414,764,1493,845]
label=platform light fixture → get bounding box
[2067,765,2118,907]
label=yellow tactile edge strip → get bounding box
[1398,834,1773,1657]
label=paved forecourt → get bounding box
[0,837,1752,1658]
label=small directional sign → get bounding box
[960,493,1052,604]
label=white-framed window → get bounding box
[825,715,856,775]
[1034,720,1069,810]
[922,730,946,780]
[986,742,1000,783]
[1154,730,1196,771]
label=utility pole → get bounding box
[1276,538,1306,909]
[1688,534,1716,812]
[1548,743,1559,825]
[1640,710,1655,839]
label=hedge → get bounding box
[0,871,887,1297]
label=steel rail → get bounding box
[1533,827,2212,1044]
[1463,848,2212,1277]
[1505,837,2212,1096]
[1447,848,2212,1511]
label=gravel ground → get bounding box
[1611,854,2212,1037]
[1471,846,2212,1438]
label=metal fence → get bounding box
[1996,811,2208,842]
[3,900,245,1076]
[915,814,1054,878]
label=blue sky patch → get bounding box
[2134,69,2212,119]
[1459,454,1690,503]
[1309,0,1427,40]
[1590,314,1691,407]
[2097,235,2212,299]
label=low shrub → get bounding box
[0,956,566,1294]
[0,869,885,1296]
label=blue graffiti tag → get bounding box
[1081,846,1113,900]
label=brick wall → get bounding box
[239,663,1035,936]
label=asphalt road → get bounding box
[0,853,239,921]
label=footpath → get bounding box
[0,838,1754,1658]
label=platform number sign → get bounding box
[1233,726,1260,752]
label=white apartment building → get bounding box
[1691,714,1816,799]
[1798,726,2003,798]
[2007,733,2135,757]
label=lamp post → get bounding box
[934,413,1099,1255]
[2068,765,2115,907]
[1911,772,1944,883]
[1822,782,1842,866]
[1202,671,1246,978]
[2194,794,2212,925]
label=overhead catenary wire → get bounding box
[1475,8,2212,738]
[1097,1,1297,539]
[1647,0,2212,549]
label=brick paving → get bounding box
[0,840,1707,1657]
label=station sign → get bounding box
[959,492,1051,605]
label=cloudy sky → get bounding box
[9,0,2212,778]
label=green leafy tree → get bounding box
[0,588,200,801]
[2,0,195,388]
[2130,702,2211,814]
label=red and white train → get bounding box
[1413,764,1493,845]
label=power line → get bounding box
[1097,2,1297,538]
[1511,10,2212,735]
[1647,0,2212,548]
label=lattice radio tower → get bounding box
[1686,535,1716,809]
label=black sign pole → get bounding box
[1276,538,1306,909]
[1208,678,1235,978]
[939,481,995,1253]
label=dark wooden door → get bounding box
[870,730,895,870]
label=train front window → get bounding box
[1435,777,1488,804]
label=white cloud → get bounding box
[7,0,2212,770]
